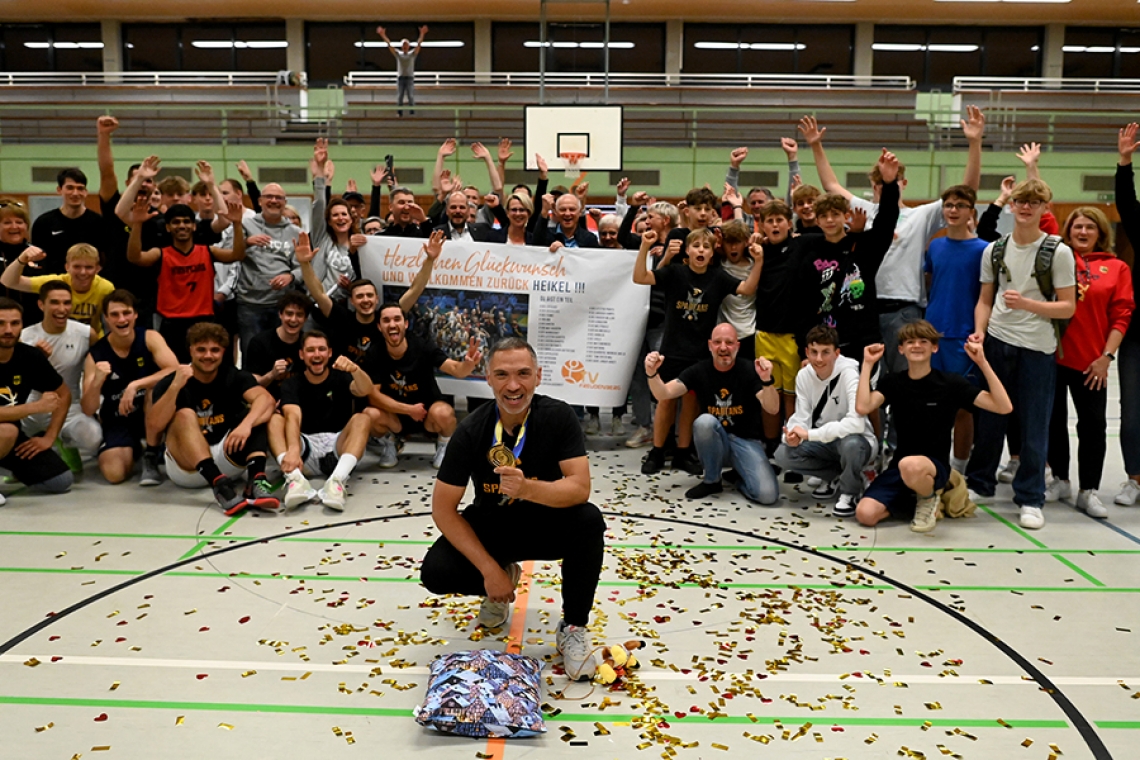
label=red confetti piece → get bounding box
[49,636,61,641]
[115,638,126,643]
[238,616,250,624]
[199,627,209,632]
[117,621,128,626]
[94,713,108,722]
[51,656,63,662]
[831,726,845,732]
[196,674,208,680]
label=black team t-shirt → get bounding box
[315,302,380,363]
[153,365,257,445]
[654,265,742,359]
[243,327,302,397]
[677,358,766,441]
[0,343,64,429]
[364,333,448,408]
[88,328,159,421]
[877,368,981,467]
[280,369,358,435]
[436,394,586,508]
[30,208,106,274]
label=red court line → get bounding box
[483,560,535,760]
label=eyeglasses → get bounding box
[1011,198,1044,209]
[942,202,973,211]
[261,193,286,201]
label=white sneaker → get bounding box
[1044,479,1072,503]
[557,619,597,681]
[376,435,398,469]
[1019,506,1045,530]
[583,414,600,436]
[811,478,839,499]
[997,459,1020,483]
[1076,490,1107,518]
[0,493,6,506]
[625,426,653,449]
[833,493,857,518]
[911,493,939,533]
[477,563,521,628]
[1114,480,1140,506]
[318,477,347,512]
[283,471,318,510]
[806,476,823,488]
[432,440,448,469]
[611,415,625,437]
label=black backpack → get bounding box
[990,233,1072,351]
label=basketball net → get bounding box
[561,152,585,181]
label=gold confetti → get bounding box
[475,754,494,759]
[218,723,234,730]
[34,722,54,732]
[1049,743,1063,754]
[710,744,729,751]
[241,671,257,678]
[1022,738,1033,747]
[175,716,185,726]
[997,718,1012,728]
[91,747,111,752]
[109,681,120,691]
[924,702,943,710]
[23,658,41,667]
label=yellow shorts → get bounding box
[755,331,800,395]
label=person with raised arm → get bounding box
[375,24,428,116]
[1114,123,1140,507]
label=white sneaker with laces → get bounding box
[376,435,398,469]
[318,477,347,511]
[432,440,448,469]
[1019,506,1045,530]
[625,426,653,449]
[1044,479,1072,503]
[997,459,1020,483]
[611,415,625,437]
[1114,480,1140,506]
[806,476,823,488]
[557,620,597,681]
[1076,489,1107,518]
[477,563,522,628]
[283,471,318,510]
[833,493,857,518]
[811,478,839,499]
[911,493,939,533]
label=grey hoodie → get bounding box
[236,214,302,306]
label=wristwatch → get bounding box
[1104,351,1116,362]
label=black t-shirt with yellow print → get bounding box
[677,358,766,441]
[153,365,257,445]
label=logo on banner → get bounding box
[561,360,588,384]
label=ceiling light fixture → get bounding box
[191,40,288,49]
[523,41,635,49]
[355,40,465,48]
[694,42,806,51]
[24,41,104,49]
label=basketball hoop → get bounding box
[560,152,586,180]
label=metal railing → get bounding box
[954,76,1140,93]
[0,71,288,87]
[344,71,916,90]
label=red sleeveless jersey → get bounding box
[157,244,215,318]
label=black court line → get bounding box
[0,509,1112,760]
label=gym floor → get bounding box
[1,393,1137,760]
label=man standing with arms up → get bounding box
[420,338,604,681]
[375,25,428,117]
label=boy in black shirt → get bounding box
[366,303,482,469]
[421,338,604,681]
[646,323,780,504]
[633,227,762,474]
[854,320,1011,533]
[150,322,278,514]
[270,331,375,512]
[0,298,74,500]
[244,291,309,398]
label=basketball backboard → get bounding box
[524,105,623,173]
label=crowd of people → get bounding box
[0,112,1136,538]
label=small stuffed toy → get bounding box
[593,640,644,686]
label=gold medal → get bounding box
[487,444,517,468]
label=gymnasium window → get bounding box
[491,23,665,73]
[0,23,102,72]
[874,26,1042,90]
[1063,27,1140,80]
[683,25,854,76]
[122,23,288,72]
[306,23,475,87]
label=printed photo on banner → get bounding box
[390,287,530,379]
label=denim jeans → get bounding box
[629,328,663,429]
[691,414,779,505]
[235,302,280,359]
[1119,340,1140,477]
[774,436,873,496]
[966,334,1057,506]
[396,76,415,110]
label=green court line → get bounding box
[1,566,1136,594]
[178,513,247,562]
[4,530,1138,555]
[977,504,1107,587]
[0,695,1081,729]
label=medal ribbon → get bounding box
[492,408,529,464]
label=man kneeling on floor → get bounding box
[774,325,877,518]
[0,297,74,502]
[645,323,780,504]
[420,337,604,681]
[148,322,278,514]
[270,331,375,512]
[854,321,1011,533]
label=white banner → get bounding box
[358,236,649,405]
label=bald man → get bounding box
[234,182,303,355]
[646,323,781,505]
